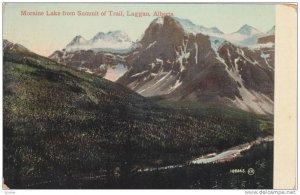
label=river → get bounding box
[137,136,273,172]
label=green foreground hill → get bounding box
[3,44,273,188]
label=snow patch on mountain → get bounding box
[136,70,177,96]
[173,18,267,47]
[154,17,164,25]
[222,25,264,47]
[67,35,87,46]
[194,43,198,64]
[248,42,275,50]
[175,40,190,72]
[168,78,182,93]
[65,31,135,53]
[104,63,128,81]
[235,24,263,36]
[173,17,270,47]
[211,43,273,115]
[131,70,149,78]
[145,41,157,50]
[174,17,224,37]
[260,51,273,71]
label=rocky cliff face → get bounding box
[215,42,274,114]
[3,39,29,53]
[49,16,274,115]
[118,17,228,98]
[258,35,275,44]
[49,49,128,80]
[48,31,134,80]
[117,16,274,115]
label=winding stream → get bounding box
[137,136,273,172]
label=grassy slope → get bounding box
[3,50,273,188]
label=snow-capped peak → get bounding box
[153,17,164,25]
[210,27,224,34]
[92,30,131,43]
[175,17,195,27]
[173,17,224,36]
[67,35,87,46]
[221,24,265,46]
[64,31,134,53]
[236,24,263,36]
[92,32,105,40]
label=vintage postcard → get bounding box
[2,2,297,190]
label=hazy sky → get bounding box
[3,3,275,56]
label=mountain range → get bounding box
[59,17,274,53]
[49,16,275,115]
[175,18,274,47]
[65,31,135,53]
[117,16,274,115]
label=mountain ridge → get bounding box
[64,30,135,53]
[48,16,275,115]
[117,16,274,115]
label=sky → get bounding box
[3,3,275,56]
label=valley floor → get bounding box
[11,140,272,189]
